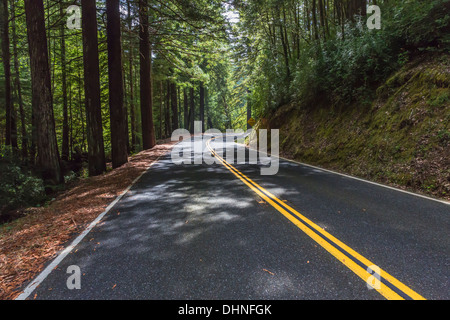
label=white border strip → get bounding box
[281,156,450,206]
[15,152,167,300]
[234,141,450,206]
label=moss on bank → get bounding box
[262,54,450,200]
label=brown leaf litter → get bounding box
[0,141,176,300]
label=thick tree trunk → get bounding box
[106,0,129,167]
[24,0,63,185]
[81,0,106,176]
[139,0,156,150]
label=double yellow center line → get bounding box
[206,137,425,300]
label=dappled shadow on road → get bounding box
[33,151,346,300]
[0,142,176,300]
[31,140,409,300]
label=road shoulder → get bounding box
[0,141,176,300]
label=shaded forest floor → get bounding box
[261,53,450,202]
[0,140,176,300]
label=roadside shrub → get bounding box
[0,147,46,222]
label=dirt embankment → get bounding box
[261,54,450,201]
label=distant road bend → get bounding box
[19,134,450,300]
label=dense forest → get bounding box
[0,0,449,219]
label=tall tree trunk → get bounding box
[24,0,63,185]
[77,67,86,152]
[358,0,367,17]
[312,0,319,41]
[345,0,367,21]
[139,0,156,149]
[160,81,163,139]
[189,87,195,134]
[279,17,291,79]
[178,86,182,130]
[81,0,106,176]
[68,65,73,158]
[106,0,129,167]
[127,0,136,152]
[11,0,27,160]
[205,87,212,130]
[165,80,171,137]
[1,0,17,150]
[305,0,311,40]
[171,82,178,130]
[60,1,69,162]
[199,83,205,133]
[318,0,327,40]
[247,89,252,131]
[183,88,189,130]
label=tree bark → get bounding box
[183,88,189,130]
[171,82,178,130]
[139,0,156,149]
[1,0,17,150]
[106,0,129,167]
[60,2,69,162]
[199,83,205,133]
[189,87,195,134]
[160,81,163,139]
[165,80,171,137]
[11,0,27,160]
[24,0,63,185]
[81,0,106,176]
[247,89,252,131]
[127,0,136,152]
[312,0,319,41]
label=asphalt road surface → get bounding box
[20,134,449,300]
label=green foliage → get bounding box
[293,0,450,106]
[0,147,45,218]
[233,0,450,114]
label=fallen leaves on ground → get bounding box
[0,141,176,300]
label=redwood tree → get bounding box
[106,0,128,167]
[81,0,106,176]
[199,83,205,133]
[1,0,17,150]
[171,82,178,130]
[139,0,156,149]
[24,0,63,185]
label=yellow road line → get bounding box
[206,138,425,300]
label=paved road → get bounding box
[23,134,449,300]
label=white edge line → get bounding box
[233,141,450,206]
[15,153,167,300]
